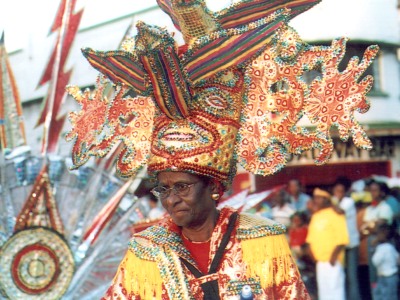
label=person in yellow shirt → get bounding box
[306,188,349,300]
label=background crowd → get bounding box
[254,177,400,300]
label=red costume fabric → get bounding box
[182,236,211,275]
[102,207,310,299]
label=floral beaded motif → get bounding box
[67,0,378,188]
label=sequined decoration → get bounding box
[238,26,378,175]
[67,0,378,188]
[66,75,155,177]
[0,228,74,299]
[14,166,64,234]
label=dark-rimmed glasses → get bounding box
[151,182,198,200]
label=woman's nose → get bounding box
[163,192,182,207]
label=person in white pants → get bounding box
[306,188,350,300]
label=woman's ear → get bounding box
[210,181,218,194]
[209,179,223,201]
[208,179,219,193]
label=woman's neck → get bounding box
[181,209,219,242]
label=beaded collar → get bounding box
[129,206,287,261]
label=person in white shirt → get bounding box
[363,180,394,228]
[371,222,399,300]
[271,189,295,228]
[332,177,361,300]
[360,179,396,298]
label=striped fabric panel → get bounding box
[144,47,190,119]
[156,0,181,31]
[142,51,190,120]
[141,56,175,120]
[159,48,190,117]
[156,50,184,118]
[218,0,321,29]
[82,49,146,94]
[185,16,285,83]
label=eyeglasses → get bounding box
[151,182,198,200]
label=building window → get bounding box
[337,44,381,93]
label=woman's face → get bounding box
[291,215,303,228]
[312,195,330,210]
[369,182,383,201]
[156,171,217,228]
[332,184,346,201]
[288,180,300,196]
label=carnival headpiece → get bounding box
[67,0,378,189]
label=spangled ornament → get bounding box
[238,27,378,175]
[0,228,74,299]
[67,0,378,189]
[67,76,155,177]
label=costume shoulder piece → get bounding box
[237,213,286,239]
[128,234,159,262]
[238,213,301,292]
[129,223,191,261]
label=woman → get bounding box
[359,180,395,299]
[362,180,394,229]
[65,0,378,298]
[101,171,309,299]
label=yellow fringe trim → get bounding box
[241,234,296,289]
[123,250,163,299]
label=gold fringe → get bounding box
[123,250,163,299]
[241,234,296,289]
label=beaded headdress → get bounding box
[67,0,378,189]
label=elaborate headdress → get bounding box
[67,0,378,189]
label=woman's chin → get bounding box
[171,211,192,227]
